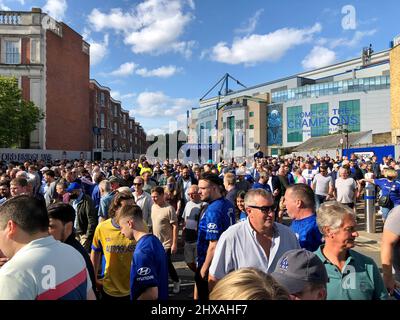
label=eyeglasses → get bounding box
[248,205,275,213]
[133,183,142,186]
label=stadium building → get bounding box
[190,38,400,162]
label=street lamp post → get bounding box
[338,124,349,159]
[340,138,344,159]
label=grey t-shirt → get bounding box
[312,173,333,196]
[335,177,357,204]
[383,206,400,281]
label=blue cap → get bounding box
[66,182,82,192]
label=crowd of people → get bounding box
[0,152,399,300]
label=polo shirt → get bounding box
[209,219,300,280]
[314,246,388,300]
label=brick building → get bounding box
[0,8,147,159]
[89,80,148,160]
[0,8,91,151]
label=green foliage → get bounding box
[0,76,45,148]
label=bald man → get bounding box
[182,185,203,273]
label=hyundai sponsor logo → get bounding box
[137,267,151,276]
[207,223,217,230]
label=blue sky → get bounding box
[3,0,400,135]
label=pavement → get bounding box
[168,201,385,300]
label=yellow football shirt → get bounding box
[91,219,136,297]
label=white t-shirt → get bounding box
[302,169,318,186]
[0,236,91,300]
[335,177,357,204]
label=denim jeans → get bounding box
[381,206,393,221]
[315,194,326,210]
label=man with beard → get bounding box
[67,182,97,252]
[196,173,236,300]
[0,181,11,205]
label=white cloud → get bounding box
[111,91,120,100]
[235,9,264,35]
[81,27,91,41]
[120,93,137,100]
[209,23,322,65]
[136,65,181,78]
[43,0,67,21]
[88,34,109,66]
[0,4,10,10]
[302,46,336,70]
[130,91,193,119]
[88,8,139,33]
[145,112,188,135]
[109,62,137,77]
[187,0,195,10]
[87,0,195,56]
[330,29,377,48]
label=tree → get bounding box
[0,76,45,148]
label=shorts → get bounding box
[184,241,197,264]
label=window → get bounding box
[310,103,329,137]
[100,114,105,128]
[249,111,254,117]
[227,116,235,151]
[249,124,254,129]
[287,106,303,143]
[4,39,20,64]
[100,92,105,106]
[30,39,40,63]
[101,138,105,148]
[114,123,118,134]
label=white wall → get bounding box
[0,149,91,162]
[281,89,390,148]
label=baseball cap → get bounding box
[271,249,328,294]
[66,182,82,193]
[40,166,49,172]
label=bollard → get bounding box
[364,182,376,233]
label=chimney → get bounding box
[31,8,42,13]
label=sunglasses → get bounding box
[133,183,143,186]
[248,205,275,213]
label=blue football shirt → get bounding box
[239,211,248,222]
[252,182,271,192]
[290,214,322,252]
[374,179,400,206]
[197,197,235,269]
[130,234,168,300]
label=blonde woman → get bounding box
[209,268,290,300]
